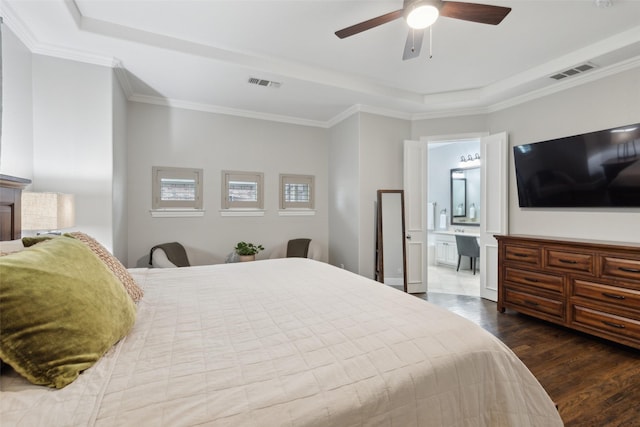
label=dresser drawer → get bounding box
[572,305,640,342]
[504,245,540,266]
[505,267,564,293]
[505,287,564,320]
[601,256,640,282]
[546,250,594,274]
[572,279,640,312]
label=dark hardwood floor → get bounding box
[419,292,640,427]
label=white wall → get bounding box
[31,55,114,249]
[126,102,329,267]
[328,114,360,272]
[489,67,640,242]
[0,24,33,180]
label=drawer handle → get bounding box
[619,266,640,274]
[602,320,625,329]
[558,258,578,264]
[524,300,539,307]
[513,253,529,258]
[602,292,626,300]
[524,277,539,283]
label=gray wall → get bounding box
[126,102,329,267]
[358,113,411,278]
[112,71,128,262]
[489,67,640,241]
[328,112,411,278]
[0,25,33,180]
[412,114,488,141]
[328,114,360,272]
[407,70,640,244]
[0,35,124,254]
[31,55,115,250]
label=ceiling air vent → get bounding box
[248,77,282,88]
[549,63,597,80]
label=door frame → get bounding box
[415,132,489,294]
[479,131,509,301]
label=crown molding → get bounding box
[0,0,116,68]
[0,0,37,51]
[325,105,362,128]
[325,104,412,128]
[112,61,134,99]
[129,94,328,128]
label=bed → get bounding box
[0,178,563,426]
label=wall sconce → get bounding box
[21,192,75,234]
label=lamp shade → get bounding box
[22,192,75,231]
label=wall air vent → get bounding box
[248,77,282,88]
[549,63,597,80]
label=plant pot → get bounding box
[238,254,255,262]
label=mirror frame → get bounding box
[375,190,407,292]
[450,167,480,226]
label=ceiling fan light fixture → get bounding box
[406,2,439,29]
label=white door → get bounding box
[479,132,509,301]
[403,140,427,293]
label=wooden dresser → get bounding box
[496,234,640,350]
[0,175,32,241]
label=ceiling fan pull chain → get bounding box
[429,26,433,59]
[411,29,416,52]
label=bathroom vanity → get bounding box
[434,230,480,267]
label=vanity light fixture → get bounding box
[459,153,481,163]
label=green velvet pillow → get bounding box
[0,236,136,388]
[21,235,54,247]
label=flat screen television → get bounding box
[513,122,640,207]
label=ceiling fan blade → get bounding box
[402,28,424,60]
[440,1,511,25]
[335,9,404,39]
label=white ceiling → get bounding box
[3,0,640,127]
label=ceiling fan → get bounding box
[335,0,512,60]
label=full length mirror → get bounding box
[451,167,480,226]
[375,190,407,292]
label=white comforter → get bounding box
[1,258,562,426]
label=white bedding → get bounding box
[1,258,562,426]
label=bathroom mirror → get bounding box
[375,190,407,292]
[452,177,466,217]
[450,167,480,226]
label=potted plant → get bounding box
[234,241,265,262]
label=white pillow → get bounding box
[151,248,178,268]
[0,239,25,255]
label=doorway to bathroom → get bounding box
[427,138,481,297]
